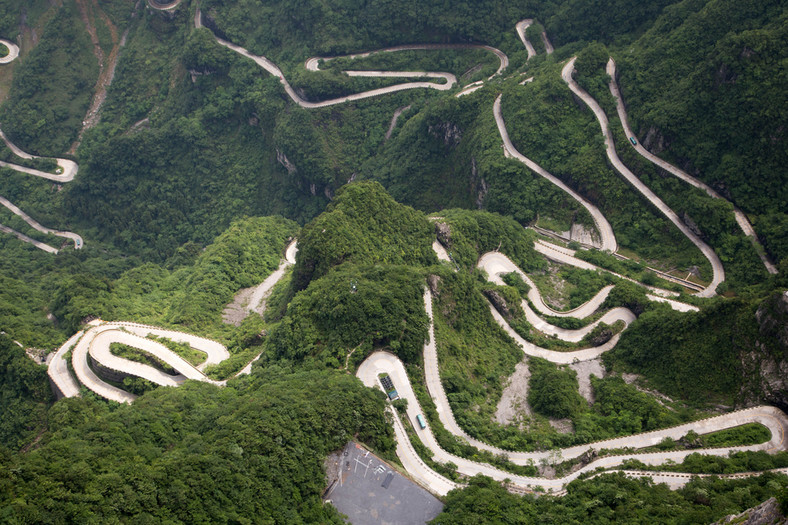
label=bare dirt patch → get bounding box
[569,358,605,404]
[494,358,533,425]
[222,286,254,326]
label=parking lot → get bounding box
[324,442,444,525]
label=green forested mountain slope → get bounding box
[616,0,787,262]
[0,0,787,522]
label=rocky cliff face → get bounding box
[741,291,788,411]
[715,497,787,525]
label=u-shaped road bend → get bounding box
[0,39,20,64]
[562,57,724,297]
[606,58,777,275]
[197,9,509,108]
[515,19,554,61]
[493,95,618,252]
[305,43,508,80]
[0,129,78,182]
[147,0,182,10]
[0,130,82,251]
[0,195,83,251]
[358,347,788,496]
[48,242,298,401]
[478,252,636,342]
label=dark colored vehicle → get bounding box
[629,137,638,146]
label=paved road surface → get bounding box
[358,348,788,494]
[515,20,537,60]
[0,195,83,250]
[0,223,58,253]
[482,254,636,342]
[493,94,617,252]
[0,38,19,64]
[0,129,78,183]
[198,10,508,108]
[48,331,84,398]
[305,43,508,80]
[606,58,776,275]
[49,241,297,400]
[562,58,724,297]
[247,239,298,314]
[147,0,182,9]
[0,129,82,251]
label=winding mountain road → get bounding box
[606,58,777,275]
[0,39,19,64]
[33,8,782,499]
[358,341,788,495]
[0,129,82,252]
[479,251,636,342]
[198,9,508,108]
[562,57,724,297]
[0,195,83,251]
[0,129,78,182]
[493,95,618,252]
[515,20,538,61]
[147,0,182,10]
[48,242,297,401]
[305,43,507,79]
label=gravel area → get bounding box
[569,358,605,404]
[494,358,532,425]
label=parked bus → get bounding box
[416,414,426,429]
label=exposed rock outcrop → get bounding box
[740,291,788,411]
[428,121,462,147]
[276,148,297,174]
[435,221,451,248]
[642,126,668,154]
[715,497,787,525]
[483,289,511,320]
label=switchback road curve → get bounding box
[562,57,724,297]
[197,9,509,108]
[493,95,617,252]
[0,38,19,64]
[606,58,777,275]
[48,241,297,402]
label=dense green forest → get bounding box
[0,0,786,522]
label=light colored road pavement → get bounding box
[0,129,78,182]
[246,238,298,314]
[47,331,84,398]
[147,0,182,9]
[0,39,19,64]
[50,241,297,400]
[619,468,788,490]
[357,351,461,496]
[0,129,82,252]
[494,94,618,252]
[116,322,229,369]
[562,57,724,297]
[606,58,777,275]
[68,322,227,404]
[0,195,83,251]
[515,20,537,60]
[0,223,58,253]
[199,10,507,108]
[305,43,508,80]
[534,239,706,307]
[514,19,554,59]
[89,329,189,387]
[432,240,450,262]
[479,251,614,319]
[358,345,788,494]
